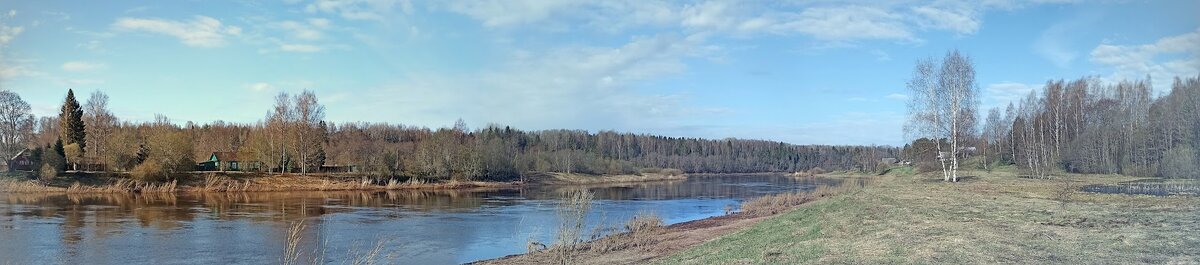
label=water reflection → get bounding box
[0,174,838,264]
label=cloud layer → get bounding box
[112,16,242,47]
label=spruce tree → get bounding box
[59,89,86,150]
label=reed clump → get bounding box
[741,177,870,216]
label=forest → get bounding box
[906,74,1200,179]
[0,89,898,182]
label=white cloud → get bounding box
[277,20,324,41]
[780,6,914,41]
[1090,27,1200,89]
[0,64,45,80]
[7,10,14,17]
[280,43,322,52]
[308,18,331,28]
[438,1,1058,44]
[306,0,408,21]
[449,0,581,27]
[61,61,106,72]
[985,82,1038,107]
[244,82,273,91]
[886,93,909,100]
[911,5,979,35]
[0,24,23,45]
[1033,10,1101,68]
[351,34,707,130]
[112,16,242,48]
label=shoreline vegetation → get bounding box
[477,162,1198,264]
[0,169,689,194]
[0,88,893,197]
[474,174,872,265]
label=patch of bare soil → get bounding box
[472,213,771,265]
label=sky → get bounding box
[0,0,1197,146]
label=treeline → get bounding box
[0,89,898,182]
[931,75,1199,179]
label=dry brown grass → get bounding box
[62,179,178,193]
[0,178,66,192]
[534,172,687,185]
[587,212,666,254]
[624,212,664,234]
[661,169,1200,264]
[740,177,871,216]
[4,173,519,194]
[280,219,394,265]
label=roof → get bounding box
[9,149,30,161]
[212,152,239,161]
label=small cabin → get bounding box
[198,152,242,171]
[319,164,356,173]
[7,149,33,172]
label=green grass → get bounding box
[657,196,850,264]
[657,166,1200,264]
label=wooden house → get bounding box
[198,152,243,171]
[7,149,33,172]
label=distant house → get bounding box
[881,157,898,164]
[7,149,33,172]
[319,164,356,173]
[198,152,242,171]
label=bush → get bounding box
[39,164,58,183]
[131,161,168,182]
[807,167,826,175]
[624,212,663,233]
[1159,147,1200,179]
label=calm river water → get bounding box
[0,174,839,264]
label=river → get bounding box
[0,174,839,264]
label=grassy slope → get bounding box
[658,165,1200,264]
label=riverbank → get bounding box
[477,165,1200,264]
[474,174,868,265]
[658,165,1200,264]
[0,170,688,194]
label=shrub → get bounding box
[624,212,663,233]
[39,164,58,183]
[131,161,168,182]
[1159,147,1199,179]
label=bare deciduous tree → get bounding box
[906,50,979,182]
[84,91,117,170]
[0,90,33,159]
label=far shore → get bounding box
[0,170,689,194]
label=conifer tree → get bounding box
[59,89,86,150]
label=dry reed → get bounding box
[741,177,871,216]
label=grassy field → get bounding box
[658,165,1200,264]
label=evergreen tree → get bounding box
[59,89,87,150]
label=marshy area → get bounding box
[1081,179,1200,197]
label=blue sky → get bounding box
[0,0,1197,146]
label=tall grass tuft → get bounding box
[553,189,594,265]
[283,220,307,265]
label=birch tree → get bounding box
[84,91,116,170]
[905,50,979,182]
[293,90,325,175]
